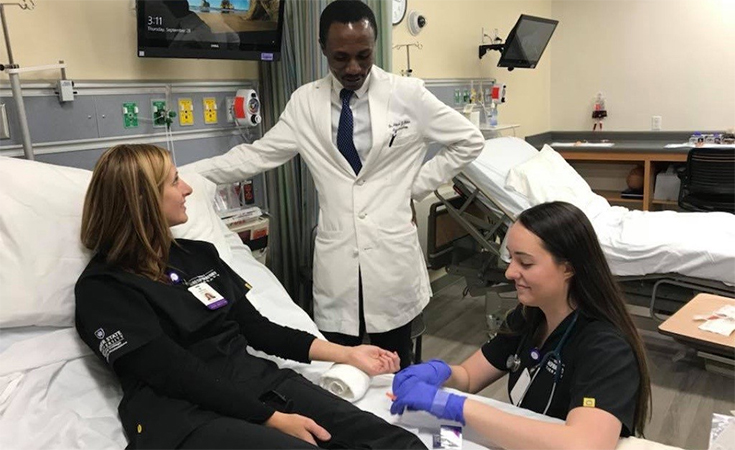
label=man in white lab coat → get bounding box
[187,0,484,368]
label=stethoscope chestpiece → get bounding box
[506,354,521,372]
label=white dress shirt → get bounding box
[330,72,373,164]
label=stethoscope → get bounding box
[505,310,579,414]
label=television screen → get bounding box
[498,14,558,69]
[137,0,286,61]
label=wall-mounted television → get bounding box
[497,14,558,69]
[137,0,286,61]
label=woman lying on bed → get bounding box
[74,144,426,450]
[390,201,652,449]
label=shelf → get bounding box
[595,190,643,204]
[479,124,520,132]
[652,199,679,206]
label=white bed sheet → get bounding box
[0,326,682,450]
[462,142,735,286]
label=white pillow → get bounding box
[474,136,540,178]
[504,145,610,219]
[171,171,233,262]
[0,159,233,328]
[0,157,93,328]
[0,158,328,379]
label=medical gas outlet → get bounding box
[151,100,175,128]
[203,97,218,124]
[122,102,139,129]
[178,98,194,126]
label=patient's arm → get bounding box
[115,334,276,423]
[445,349,506,393]
[228,292,317,362]
[308,340,400,375]
[463,401,622,450]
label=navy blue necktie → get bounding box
[337,89,362,175]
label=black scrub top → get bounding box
[74,239,317,449]
[482,305,640,437]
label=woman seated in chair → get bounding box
[75,144,426,450]
[390,201,651,449]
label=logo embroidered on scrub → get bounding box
[583,397,596,407]
[94,328,105,339]
[99,330,128,362]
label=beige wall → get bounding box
[391,0,553,137]
[0,0,258,81]
[550,0,735,131]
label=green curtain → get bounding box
[366,0,392,71]
[258,0,392,313]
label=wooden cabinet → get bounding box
[558,149,687,211]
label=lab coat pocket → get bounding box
[372,225,428,304]
[388,130,419,149]
[312,230,356,311]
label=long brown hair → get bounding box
[81,144,173,281]
[515,201,651,436]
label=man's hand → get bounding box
[346,345,400,375]
[264,411,331,446]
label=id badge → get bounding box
[510,368,532,406]
[188,282,228,310]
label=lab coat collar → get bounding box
[315,74,361,178]
[317,66,392,179]
[362,66,391,178]
[330,70,372,99]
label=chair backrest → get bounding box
[685,147,735,195]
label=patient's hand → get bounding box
[264,411,331,445]
[347,345,400,375]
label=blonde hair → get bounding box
[81,144,173,281]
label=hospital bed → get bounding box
[430,137,735,328]
[0,155,682,450]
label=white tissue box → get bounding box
[653,169,681,201]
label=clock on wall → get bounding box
[392,0,407,25]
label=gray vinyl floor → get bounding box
[420,278,735,450]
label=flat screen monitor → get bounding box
[498,14,558,69]
[137,0,286,61]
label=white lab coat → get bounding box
[186,66,484,334]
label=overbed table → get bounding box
[658,293,735,376]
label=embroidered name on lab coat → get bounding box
[388,119,411,129]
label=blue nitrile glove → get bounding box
[392,359,452,394]
[390,379,467,425]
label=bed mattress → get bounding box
[459,143,735,286]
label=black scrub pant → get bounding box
[320,273,415,369]
[179,374,426,449]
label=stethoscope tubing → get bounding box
[509,310,579,412]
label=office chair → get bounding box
[677,147,735,213]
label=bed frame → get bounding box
[428,176,735,334]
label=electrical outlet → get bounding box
[651,115,662,131]
[225,97,235,123]
[0,104,10,139]
[178,98,194,126]
[203,97,218,124]
[122,102,139,129]
[151,100,168,128]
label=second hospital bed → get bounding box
[430,137,735,327]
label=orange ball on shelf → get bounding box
[626,166,645,190]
